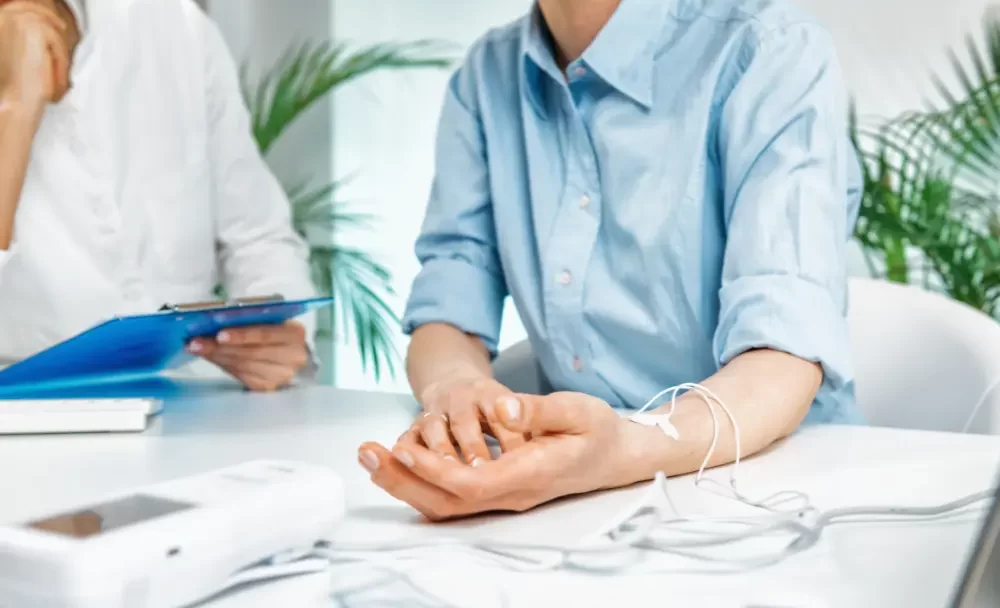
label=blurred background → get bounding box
[201,0,1000,394]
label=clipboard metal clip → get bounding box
[158,294,286,313]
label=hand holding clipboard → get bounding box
[0,295,333,398]
[183,296,318,392]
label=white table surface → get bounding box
[1,383,998,608]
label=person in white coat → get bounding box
[0,0,317,390]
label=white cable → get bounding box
[325,553,503,608]
[961,375,1000,433]
[316,488,989,576]
[317,482,992,576]
[632,383,810,514]
[634,383,740,486]
[185,558,332,608]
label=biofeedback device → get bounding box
[0,460,345,608]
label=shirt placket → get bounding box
[543,76,602,380]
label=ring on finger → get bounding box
[422,411,449,424]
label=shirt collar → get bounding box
[521,0,671,113]
[520,7,562,118]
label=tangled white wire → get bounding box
[313,383,997,605]
[630,382,810,514]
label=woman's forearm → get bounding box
[406,322,495,407]
[0,101,41,250]
[613,349,822,487]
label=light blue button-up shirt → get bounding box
[403,0,864,424]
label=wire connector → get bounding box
[628,413,680,439]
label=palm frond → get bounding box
[855,119,1000,314]
[850,13,1000,318]
[907,19,1000,193]
[293,184,400,381]
[286,180,376,236]
[245,40,455,155]
[313,245,401,381]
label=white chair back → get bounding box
[492,340,545,395]
[848,278,1000,434]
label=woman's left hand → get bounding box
[358,392,632,521]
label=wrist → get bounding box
[605,415,675,489]
[418,363,490,409]
[0,98,44,131]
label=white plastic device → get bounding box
[0,398,162,435]
[0,460,346,608]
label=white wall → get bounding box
[210,0,1000,393]
[802,0,997,119]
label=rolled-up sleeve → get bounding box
[713,24,859,405]
[402,62,508,354]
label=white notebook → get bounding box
[0,398,161,435]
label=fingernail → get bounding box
[443,455,457,462]
[502,397,521,421]
[472,458,486,468]
[187,341,202,353]
[217,331,230,344]
[358,450,379,473]
[395,450,415,468]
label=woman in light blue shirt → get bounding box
[358,0,863,520]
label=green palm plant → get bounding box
[241,41,453,381]
[852,15,1000,318]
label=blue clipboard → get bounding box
[0,296,333,398]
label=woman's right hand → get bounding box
[0,0,73,113]
[395,372,529,466]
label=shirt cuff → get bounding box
[295,354,320,386]
[402,257,506,355]
[713,274,854,392]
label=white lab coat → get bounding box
[0,0,317,365]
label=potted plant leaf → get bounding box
[852,14,1000,319]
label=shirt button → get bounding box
[573,357,583,372]
[572,66,587,77]
[557,270,573,286]
[579,195,591,209]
